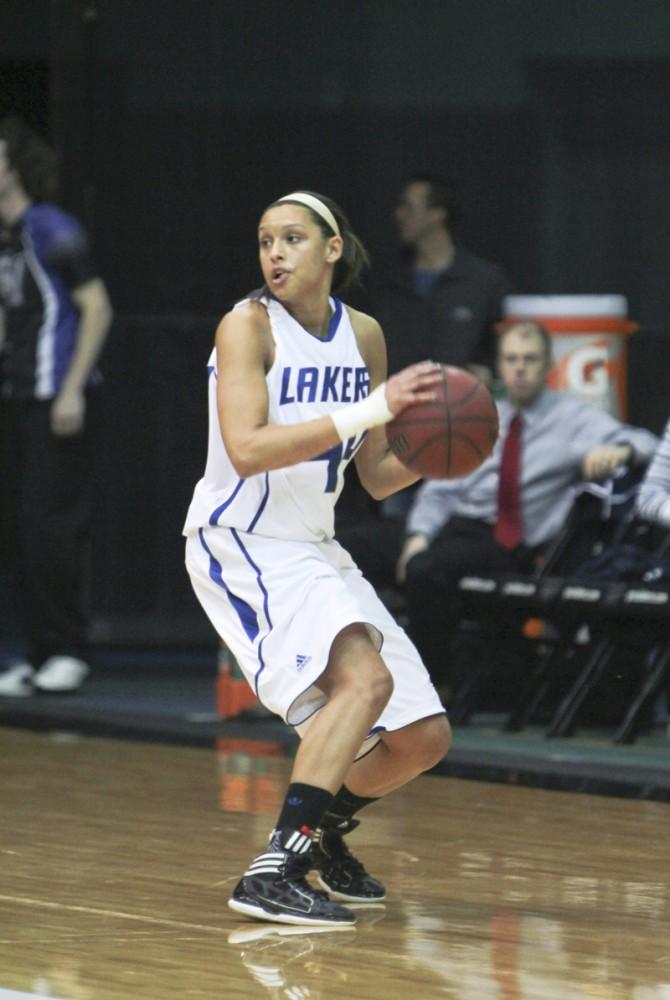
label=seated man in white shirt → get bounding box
[399,320,660,692]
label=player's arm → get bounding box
[351,309,436,500]
[217,302,348,477]
[218,303,439,479]
[51,277,113,435]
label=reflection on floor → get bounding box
[3,728,670,1000]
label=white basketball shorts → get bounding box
[185,526,444,746]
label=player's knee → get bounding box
[356,658,394,717]
[413,715,452,771]
[327,652,393,717]
[433,716,453,761]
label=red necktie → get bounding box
[495,413,523,550]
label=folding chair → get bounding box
[615,642,670,744]
[545,522,670,741]
[449,469,644,729]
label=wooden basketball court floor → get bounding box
[2,726,669,1000]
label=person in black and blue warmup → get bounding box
[0,117,113,696]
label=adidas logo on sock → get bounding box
[284,828,313,853]
[244,828,313,876]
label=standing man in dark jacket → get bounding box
[337,173,512,593]
[370,173,512,382]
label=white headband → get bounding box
[275,191,341,238]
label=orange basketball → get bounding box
[386,365,499,479]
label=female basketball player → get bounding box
[184,191,452,926]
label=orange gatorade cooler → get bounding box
[502,294,638,417]
[216,642,258,719]
[216,642,272,720]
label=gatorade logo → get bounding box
[548,336,623,412]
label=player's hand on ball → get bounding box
[386,363,499,480]
[384,361,442,417]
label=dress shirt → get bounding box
[636,416,670,527]
[406,389,660,548]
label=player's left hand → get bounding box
[51,387,86,436]
[582,444,631,480]
[384,360,442,416]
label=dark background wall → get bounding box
[2,0,670,645]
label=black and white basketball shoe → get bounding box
[228,827,356,926]
[312,818,386,902]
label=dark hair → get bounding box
[405,172,463,228]
[498,320,553,362]
[262,190,370,295]
[0,116,59,202]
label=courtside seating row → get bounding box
[450,470,670,743]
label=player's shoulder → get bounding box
[344,304,385,378]
[219,296,270,334]
[216,296,273,366]
[28,202,84,240]
[24,203,86,260]
[343,303,383,343]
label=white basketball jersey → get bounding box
[183,295,370,541]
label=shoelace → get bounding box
[329,848,366,876]
[281,852,331,900]
[319,832,367,875]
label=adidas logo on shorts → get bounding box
[295,654,312,671]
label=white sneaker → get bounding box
[33,656,89,692]
[0,661,35,697]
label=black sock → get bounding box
[321,785,378,826]
[275,783,334,834]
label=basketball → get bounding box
[386,364,499,479]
